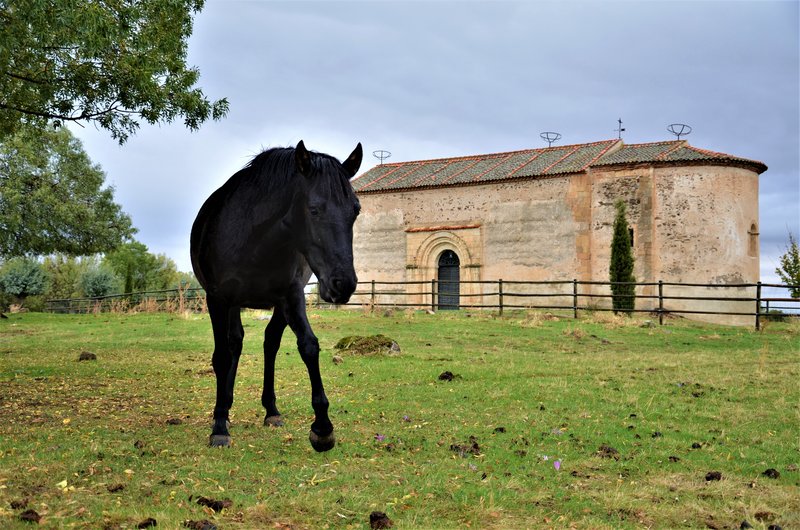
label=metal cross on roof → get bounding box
[615,118,626,139]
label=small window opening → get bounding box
[748,223,758,257]
[628,228,635,248]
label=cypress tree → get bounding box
[610,200,636,314]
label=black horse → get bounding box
[190,140,362,452]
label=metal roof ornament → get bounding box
[540,132,561,147]
[615,118,626,139]
[372,149,391,165]
[667,124,692,140]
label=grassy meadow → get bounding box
[0,308,797,529]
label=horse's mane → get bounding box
[244,147,355,204]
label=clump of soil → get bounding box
[19,509,41,523]
[438,371,460,381]
[184,521,217,530]
[762,468,781,479]
[166,418,183,425]
[334,335,400,356]
[107,484,125,493]
[10,498,30,510]
[137,518,157,529]
[196,496,232,512]
[597,444,620,460]
[78,351,97,361]
[451,436,481,457]
[705,471,722,481]
[369,511,394,529]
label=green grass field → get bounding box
[0,309,797,529]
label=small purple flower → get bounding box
[554,460,561,471]
[374,433,386,442]
[402,415,411,422]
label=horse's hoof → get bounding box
[264,415,284,427]
[309,429,336,452]
[209,434,232,447]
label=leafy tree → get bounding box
[0,124,135,257]
[174,270,201,290]
[775,231,800,298]
[42,254,86,299]
[78,265,120,298]
[0,257,48,299]
[0,0,228,143]
[609,200,636,314]
[103,241,178,293]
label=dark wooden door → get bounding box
[437,250,460,310]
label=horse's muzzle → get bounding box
[320,273,357,305]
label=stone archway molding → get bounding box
[413,230,475,271]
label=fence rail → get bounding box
[44,279,799,330]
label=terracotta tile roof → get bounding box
[351,139,767,193]
[593,140,768,172]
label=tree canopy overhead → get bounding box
[0,124,135,257]
[0,0,228,143]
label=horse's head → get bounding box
[293,140,362,304]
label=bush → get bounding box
[610,200,636,314]
[0,257,49,299]
[78,267,120,298]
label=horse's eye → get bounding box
[309,206,320,217]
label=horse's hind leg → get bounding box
[262,306,287,427]
[208,298,244,447]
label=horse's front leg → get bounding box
[262,306,287,427]
[283,290,335,452]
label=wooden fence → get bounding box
[45,279,798,330]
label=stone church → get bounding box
[348,139,767,324]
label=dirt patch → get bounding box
[137,518,157,528]
[196,496,233,512]
[369,511,394,529]
[78,351,97,361]
[762,468,781,479]
[334,335,400,356]
[597,444,620,460]
[19,509,41,523]
[704,471,722,481]
[438,371,460,381]
[451,436,481,457]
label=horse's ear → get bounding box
[342,143,363,177]
[295,140,312,177]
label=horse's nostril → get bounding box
[332,278,343,291]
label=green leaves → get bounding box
[0,124,135,258]
[0,0,228,143]
[775,232,800,298]
[609,199,636,314]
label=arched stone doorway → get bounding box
[437,250,460,310]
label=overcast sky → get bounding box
[69,0,799,283]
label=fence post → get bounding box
[572,279,578,319]
[371,280,376,308]
[755,281,762,331]
[498,279,504,316]
[431,279,436,312]
[658,280,664,326]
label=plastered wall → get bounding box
[352,163,760,325]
